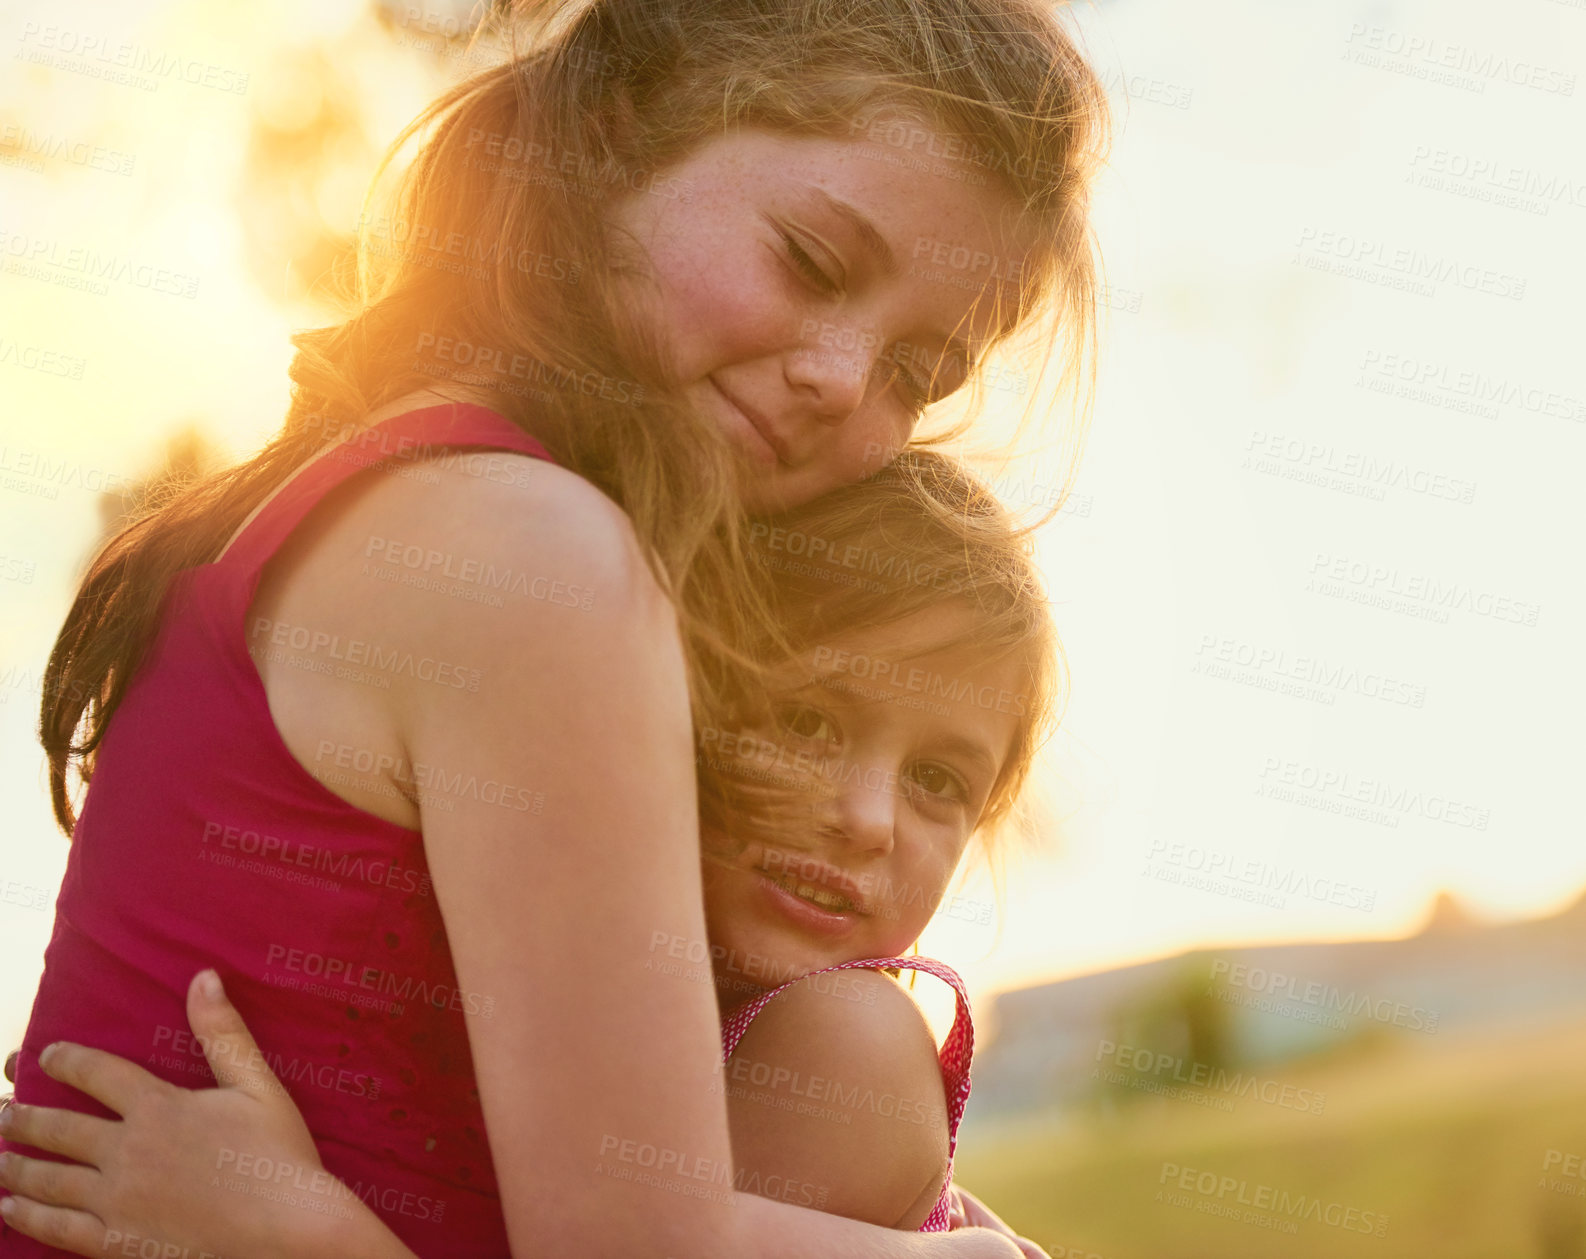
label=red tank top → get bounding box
[1,404,552,1257]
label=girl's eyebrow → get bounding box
[803,184,899,277]
[798,182,983,371]
[933,732,998,780]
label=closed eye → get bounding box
[779,230,842,297]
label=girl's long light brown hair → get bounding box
[40,0,1108,833]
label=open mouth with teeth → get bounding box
[761,868,862,915]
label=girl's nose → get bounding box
[818,759,898,856]
[785,328,880,425]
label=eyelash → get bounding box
[907,762,970,805]
[780,231,932,411]
[780,231,841,296]
[776,705,970,804]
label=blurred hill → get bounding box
[968,890,1586,1126]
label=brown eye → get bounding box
[907,761,968,803]
[776,704,839,746]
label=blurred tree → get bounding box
[1091,957,1233,1115]
[95,425,224,545]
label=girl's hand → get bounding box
[0,970,409,1259]
[946,1185,1051,1259]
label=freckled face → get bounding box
[607,123,1033,512]
[699,606,1026,1005]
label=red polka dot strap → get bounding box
[718,955,974,1232]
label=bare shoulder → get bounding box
[307,445,681,667]
[362,449,658,601]
[724,968,951,1229]
[245,436,686,829]
[746,968,943,1082]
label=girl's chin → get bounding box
[713,931,841,991]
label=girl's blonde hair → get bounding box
[42,0,1106,833]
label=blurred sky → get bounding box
[1,0,1582,1049]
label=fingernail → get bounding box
[199,970,224,1002]
[36,1044,55,1070]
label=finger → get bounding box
[35,1043,162,1119]
[1015,1239,1051,1259]
[185,970,282,1103]
[4,1051,16,1084]
[0,1194,108,1257]
[0,1153,99,1211]
[0,1102,116,1166]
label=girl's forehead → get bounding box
[687,123,1032,251]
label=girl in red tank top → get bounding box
[696,447,1059,1233]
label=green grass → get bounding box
[953,1020,1586,1258]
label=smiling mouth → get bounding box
[758,867,863,915]
[711,379,790,466]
